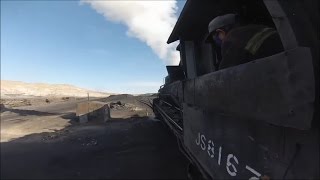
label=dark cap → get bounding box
[205,14,237,42]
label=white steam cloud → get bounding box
[81,0,180,65]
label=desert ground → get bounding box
[1,81,188,179]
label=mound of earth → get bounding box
[1,80,112,98]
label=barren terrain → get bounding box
[1,82,188,179]
[1,80,111,98]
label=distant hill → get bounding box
[0,80,112,98]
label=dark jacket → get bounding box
[219,25,284,69]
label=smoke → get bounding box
[81,0,180,65]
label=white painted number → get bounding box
[195,132,261,179]
[200,134,206,150]
[246,165,261,179]
[226,154,239,176]
[196,133,200,145]
[218,146,222,165]
[207,140,214,158]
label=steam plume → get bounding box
[82,0,180,65]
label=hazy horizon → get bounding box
[1,1,186,94]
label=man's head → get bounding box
[206,14,237,46]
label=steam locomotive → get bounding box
[153,0,319,179]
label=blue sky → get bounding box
[1,1,186,94]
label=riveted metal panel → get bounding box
[183,103,319,179]
[193,47,314,129]
[183,79,195,105]
[183,103,286,179]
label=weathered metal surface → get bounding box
[76,101,110,122]
[183,103,319,179]
[166,66,185,81]
[263,0,298,51]
[193,47,314,130]
[183,79,194,105]
[160,81,177,96]
[178,81,184,104]
[183,41,197,79]
[159,80,183,106]
[163,81,184,105]
[154,102,182,136]
[274,0,319,126]
[197,43,216,74]
[160,0,319,179]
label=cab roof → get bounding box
[167,0,236,44]
[167,0,276,44]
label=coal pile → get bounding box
[0,104,7,112]
[109,101,124,109]
[109,101,141,111]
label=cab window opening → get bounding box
[203,0,285,72]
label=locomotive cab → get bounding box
[153,0,319,179]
